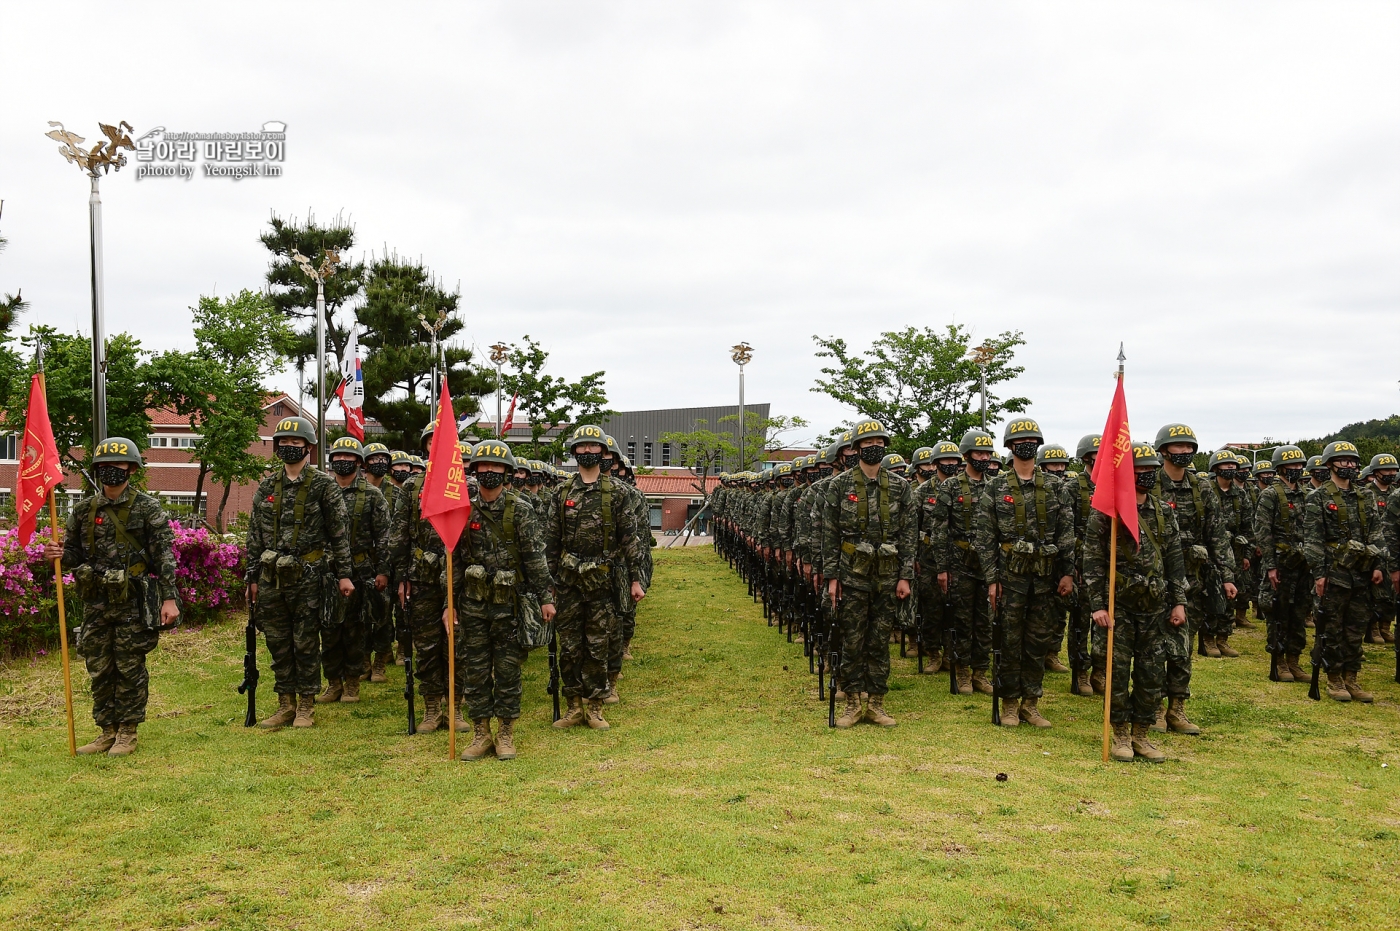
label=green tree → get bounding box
[0,224,28,415]
[356,253,491,449]
[810,325,1028,457]
[496,335,613,462]
[716,411,809,469]
[660,419,735,487]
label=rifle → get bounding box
[547,627,561,722]
[944,581,958,696]
[914,605,923,672]
[1308,611,1324,701]
[826,590,841,727]
[1264,582,1280,682]
[236,598,259,727]
[991,587,1004,726]
[399,586,418,735]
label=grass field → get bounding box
[2,546,1399,931]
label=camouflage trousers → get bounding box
[557,587,617,701]
[1268,563,1312,657]
[78,598,159,726]
[996,582,1060,700]
[1315,579,1371,675]
[947,565,992,670]
[453,600,525,720]
[614,601,637,673]
[1165,586,1213,700]
[259,572,324,697]
[914,575,948,661]
[406,582,448,699]
[1370,580,1395,633]
[1065,582,1096,674]
[364,579,394,661]
[1092,608,1168,726]
[836,584,898,696]
[320,577,369,683]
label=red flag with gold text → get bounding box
[1089,374,1139,542]
[419,377,472,550]
[17,373,65,544]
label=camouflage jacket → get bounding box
[387,473,449,582]
[1253,480,1308,574]
[802,473,838,575]
[339,476,391,580]
[1302,479,1386,587]
[973,467,1076,589]
[543,473,645,584]
[818,466,917,591]
[624,480,653,589]
[1064,470,1095,566]
[913,476,941,576]
[246,466,352,583]
[927,470,988,578]
[451,489,554,604]
[1083,492,1188,614]
[1153,470,1235,584]
[1206,477,1254,565]
[62,487,178,603]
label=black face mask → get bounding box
[1215,469,1236,482]
[1334,466,1359,481]
[779,476,795,487]
[391,468,411,484]
[1044,466,1066,476]
[819,466,833,479]
[914,467,936,481]
[477,470,506,489]
[366,460,390,477]
[968,457,990,474]
[1280,467,1303,484]
[937,462,961,477]
[1135,469,1159,490]
[1258,474,1275,486]
[1011,442,1038,462]
[859,444,886,465]
[276,444,309,464]
[1376,473,1395,487]
[330,460,359,476]
[575,452,602,469]
[842,451,860,469]
[1166,452,1194,467]
[96,464,130,488]
[511,474,527,487]
[1311,469,1329,482]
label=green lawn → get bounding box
[1,546,1398,930]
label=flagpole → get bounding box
[1102,517,1116,763]
[446,549,456,761]
[36,355,77,755]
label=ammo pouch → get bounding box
[841,540,876,584]
[73,564,97,599]
[559,553,612,595]
[1331,540,1379,574]
[1006,541,1058,577]
[1116,574,1166,613]
[1184,544,1211,576]
[492,569,518,606]
[103,568,131,604]
[516,592,551,651]
[412,548,445,586]
[461,564,490,601]
[1276,543,1307,571]
[275,555,303,586]
[876,543,901,582]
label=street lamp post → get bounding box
[418,310,449,420]
[969,343,997,431]
[45,121,135,453]
[730,342,753,470]
[490,342,510,438]
[292,249,341,470]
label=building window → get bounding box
[0,434,15,461]
[272,402,287,416]
[661,443,671,467]
[148,435,199,448]
[163,492,207,518]
[627,441,636,463]
[643,442,653,467]
[0,490,8,513]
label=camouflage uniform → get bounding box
[62,488,178,727]
[450,488,554,720]
[1064,470,1098,680]
[545,473,645,702]
[913,474,947,661]
[388,474,452,700]
[1205,475,1253,643]
[819,467,918,697]
[928,471,992,674]
[1303,479,1385,677]
[322,475,390,683]
[1255,478,1311,665]
[973,468,1076,703]
[246,467,353,696]
[365,477,404,662]
[1083,494,1187,725]
[613,479,651,666]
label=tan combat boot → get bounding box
[1130,723,1166,763]
[292,696,315,728]
[448,699,467,732]
[495,718,517,760]
[315,679,344,704]
[1090,668,1106,695]
[1110,722,1134,762]
[370,653,389,683]
[937,653,952,673]
[77,725,117,755]
[921,649,941,674]
[107,723,138,756]
[970,668,994,695]
[622,639,634,660]
[865,695,897,727]
[459,719,495,761]
[340,676,361,703]
[1045,652,1070,674]
[258,694,296,729]
[955,666,973,695]
[419,696,444,732]
[1326,673,1350,702]
[1151,703,1167,733]
[1072,670,1093,697]
[585,698,611,730]
[1018,697,1051,728]
[1381,622,1396,644]
[834,694,863,728]
[1274,655,1295,682]
[603,672,620,705]
[1216,636,1240,658]
[1366,622,1384,645]
[1234,606,1254,629]
[1286,655,1308,681]
[1343,671,1374,703]
[1202,636,1221,658]
[1165,697,1201,734]
[552,696,585,729]
[998,701,1020,727]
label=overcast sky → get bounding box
[3,2,1397,452]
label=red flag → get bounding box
[334,378,365,441]
[1090,374,1139,542]
[501,393,518,435]
[419,376,472,550]
[17,373,65,544]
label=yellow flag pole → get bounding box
[49,487,76,756]
[1101,517,1117,762]
[445,548,456,761]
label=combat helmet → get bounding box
[1206,449,1240,473]
[329,436,364,459]
[959,429,996,457]
[92,437,143,467]
[1002,418,1044,446]
[566,424,607,451]
[1271,445,1306,469]
[881,453,907,474]
[1076,433,1102,462]
[470,439,516,470]
[1036,444,1069,466]
[932,440,962,462]
[1132,440,1162,468]
[1320,440,1361,466]
[419,420,438,452]
[1153,423,1199,453]
[272,415,318,447]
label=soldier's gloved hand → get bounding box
[1057,575,1074,597]
[1268,569,1280,590]
[1223,582,1238,600]
[631,581,646,603]
[1092,609,1113,630]
[1169,605,1186,627]
[338,578,355,597]
[160,598,180,627]
[896,579,911,600]
[247,583,258,605]
[542,603,556,623]
[375,574,388,591]
[937,571,949,595]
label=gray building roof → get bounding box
[598,404,769,469]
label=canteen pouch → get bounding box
[842,540,876,585]
[516,592,550,650]
[102,568,130,604]
[491,569,518,606]
[876,543,901,582]
[560,553,611,595]
[461,564,490,601]
[1276,543,1307,571]
[412,548,443,585]
[258,549,279,584]
[1332,540,1370,573]
[73,564,97,599]
[1117,573,1166,613]
[275,554,303,586]
[1184,544,1211,576]
[1007,540,1037,576]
